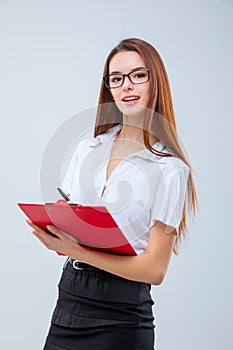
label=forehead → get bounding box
[109,51,146,73]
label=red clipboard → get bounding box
[18,200,136,255]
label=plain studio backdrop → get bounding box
[0,1,232,349]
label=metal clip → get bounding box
[72,260,85,270]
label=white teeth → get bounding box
[123,97,139,101]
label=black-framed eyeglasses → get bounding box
[103,68,150,89]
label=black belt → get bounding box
[69,258,102,271]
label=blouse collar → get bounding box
[88,124,168,163]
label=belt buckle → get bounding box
[72,260,85,270]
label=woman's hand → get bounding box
[25,219,83,258]
[25,220,176,285]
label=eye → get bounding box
[134,72,146,79]
[110,75,123,83]
[130,70,149,84]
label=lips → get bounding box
[122,95,140,102]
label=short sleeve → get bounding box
[149,158,190,230]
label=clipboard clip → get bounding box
[45,199,81,206]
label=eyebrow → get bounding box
[109,66,147,75]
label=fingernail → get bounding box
[26,219,32,224]
[47,225,54,231]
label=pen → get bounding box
[57,187,71,202]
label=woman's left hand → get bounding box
[25,219,83,258]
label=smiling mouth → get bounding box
[122,96,140,102]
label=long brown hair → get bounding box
[94,38,198,255]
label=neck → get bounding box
[117,115,159,145]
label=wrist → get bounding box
[69,242,87,262]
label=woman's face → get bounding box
[108,51,151,117]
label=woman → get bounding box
[26,38,198,349]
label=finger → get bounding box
[32,229,46,245]
[26,221,53,242]
[32,228,61,251]
[25,219,34,227]
[25,219,42,232]
[47,225,64,239]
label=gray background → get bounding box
[1,0,232,349]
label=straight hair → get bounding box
[94,38,198,255]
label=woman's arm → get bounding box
[26,219,176,285]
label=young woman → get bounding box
[26,38,197,350]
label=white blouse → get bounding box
[62,124,190,255]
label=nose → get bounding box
[122,75,134,90]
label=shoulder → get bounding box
[81,124,122,147]
[150,142,190,175]
[164,156,190,176]
[160,156,190,192]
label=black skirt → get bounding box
[43,259,155,350]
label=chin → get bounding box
[116,102,147,117]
